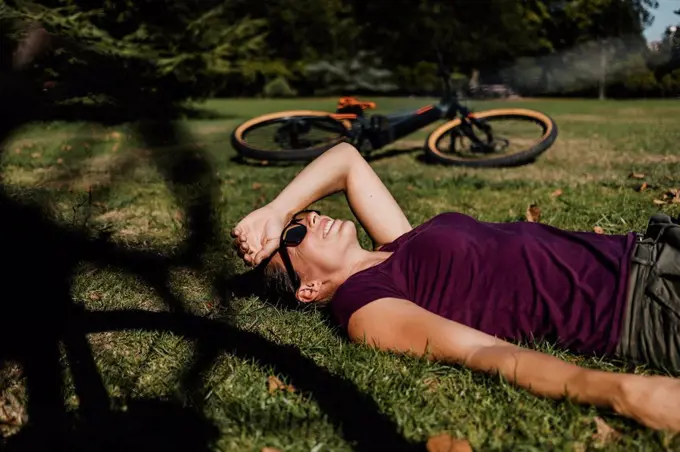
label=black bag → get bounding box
[645,213,680,250]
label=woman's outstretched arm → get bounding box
[233,143,412,265]
[348,297,680,432]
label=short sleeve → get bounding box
[330,268,407,330]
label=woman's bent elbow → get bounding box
[329,142,362,160]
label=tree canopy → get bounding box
[1,0,678,101]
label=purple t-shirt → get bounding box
[331,212,636,356]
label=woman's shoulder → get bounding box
[331,265,406,330]
[377,211,474,251]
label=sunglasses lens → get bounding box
[283,224,306,245]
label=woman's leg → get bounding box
[616,213,680,375]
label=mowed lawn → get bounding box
[1,97,680,451]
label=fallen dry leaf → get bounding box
[426,433,473,452]
[592,417,621,445]
[653,199,667,205]
[31,152,41,159]
[267,375,295,394]
[252,182,263,190]
[525,204,541,223]
[57,158,63,164]
[407,185,415,191]
[89,292,102,301]
[255,194,267,207]
[637,182,648,192]
[629,172,645,179]
[593,226,604,234]
[260,448,282,452]
[423,377,439,391]
[673,197,680,205]
[112,143,120,152]
[571,442,586,452]
[551,189,563,198]
[14,148,21,154]
[61,144,72,151]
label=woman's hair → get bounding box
[257,253,333,306]
[257,254,299,304]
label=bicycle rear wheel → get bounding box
[231,110,351,162]
[424,108,558,167]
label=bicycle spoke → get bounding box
[241,117,345,153]
[437,116,548,160]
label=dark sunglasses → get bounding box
[279,209,320,289]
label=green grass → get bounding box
[2,97,680,451]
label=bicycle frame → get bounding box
[333,95,491,153]
[325,47,502,152]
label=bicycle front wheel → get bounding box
[231,110,352,162]
[424,108,558,167]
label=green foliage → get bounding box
[351,0,552,74]
[2,0,272,102]
[262,76,298,98]
[659,69,680,96]
[395,62,439,95]
[0,0,675,100]
[304,51,397,95]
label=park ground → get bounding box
[1,98,680,451]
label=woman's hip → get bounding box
[616,213,680,375]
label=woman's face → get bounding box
[271,210,361,302]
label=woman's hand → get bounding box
[616,374,680,432]
[231,205,288,267]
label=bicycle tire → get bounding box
[231,110,351,162]
[424,108,558,167]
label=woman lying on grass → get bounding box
[231,142,680,432]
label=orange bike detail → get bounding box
[336,96,377,111]
[330,113,359,120]
[416,105,434,114]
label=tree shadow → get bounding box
[365,146,422,163]
[229,154,302,168]
[414,152,537,167]
[0,26,425,452]
[230,145,423,168]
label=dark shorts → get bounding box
[615,213,680,375]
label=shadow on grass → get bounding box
[0,28,425,452]
[414,152,538,167]
[365,146,422,163]
[230,145,423,168]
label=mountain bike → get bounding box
[231,59,558,168]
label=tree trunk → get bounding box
[469,69,480,93]
[598,44,607,101]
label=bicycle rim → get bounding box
[425,109,557,167]
[232,110,350,160]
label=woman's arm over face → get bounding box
[233,143,412,265]
[348,298,680,432]
[268,142,412,247]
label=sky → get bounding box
[643,0,679,42]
